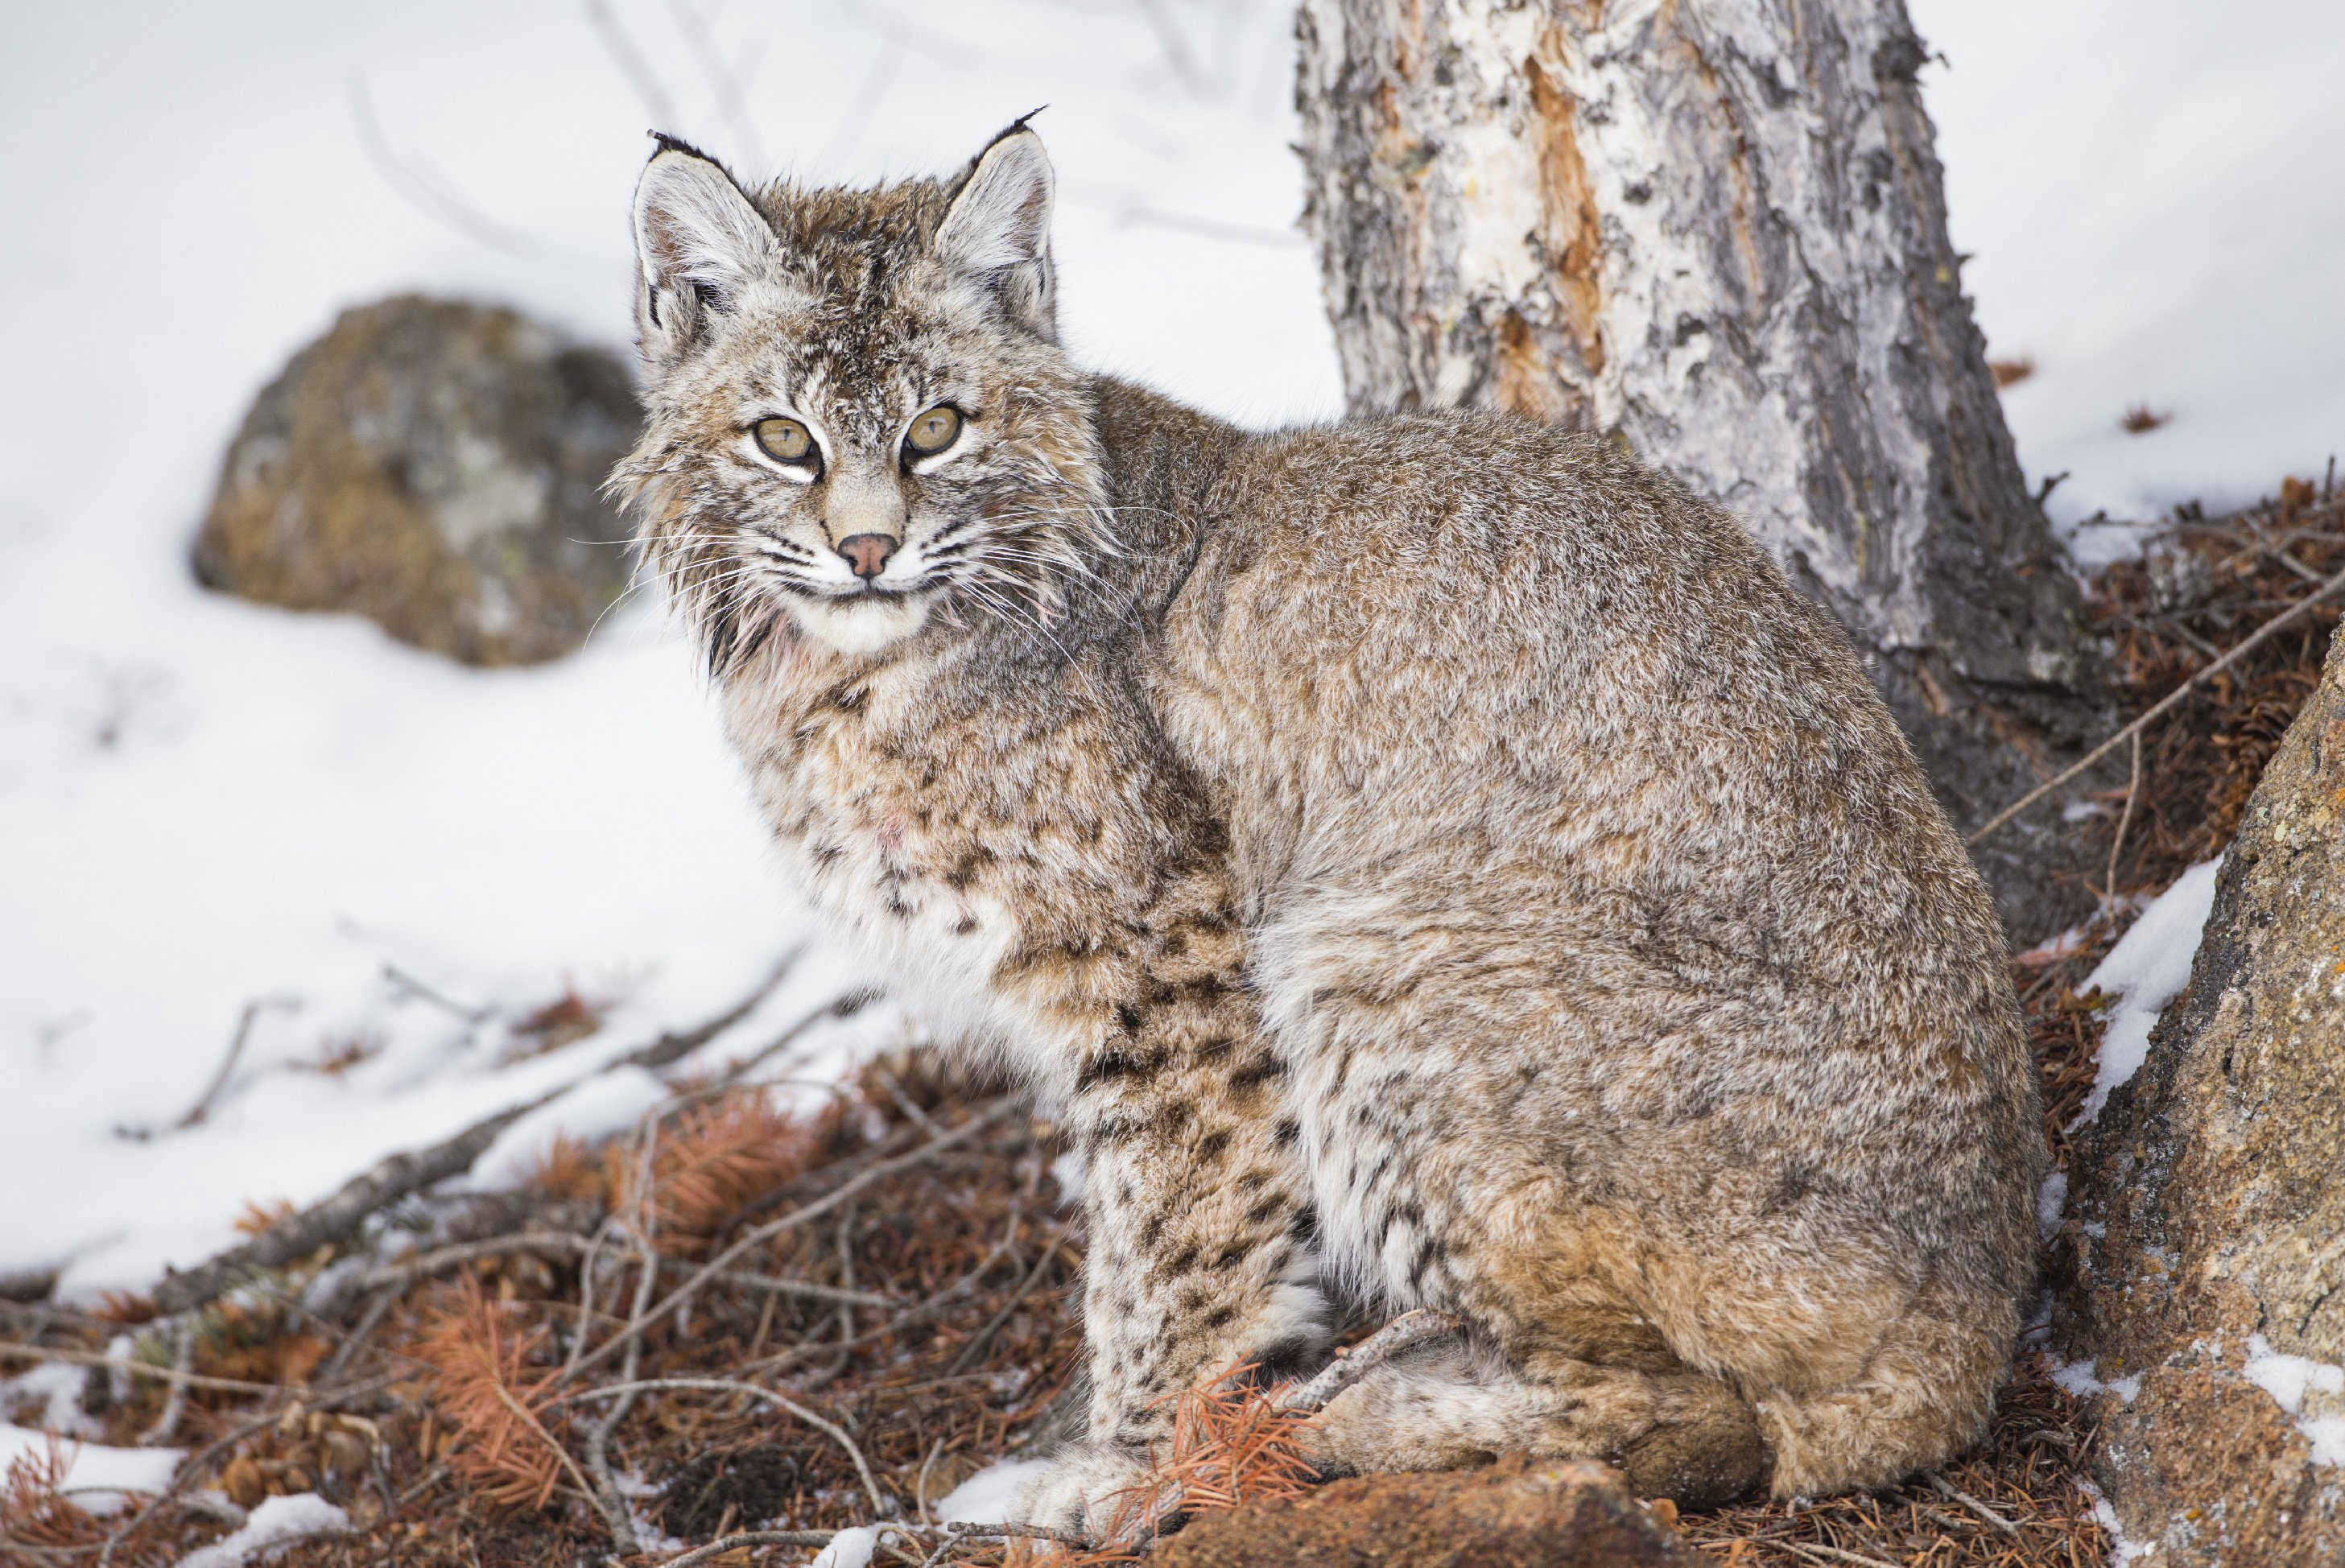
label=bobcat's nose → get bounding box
[837,534,899,581]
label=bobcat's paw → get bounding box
[1013,1442,1163,1537]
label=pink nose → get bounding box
[837,534,898,580]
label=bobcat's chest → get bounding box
[721,656,1026,1054]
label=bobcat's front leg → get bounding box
[1020,877,1326,1534]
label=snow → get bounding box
[2035,1170,2069,1241]
[2048,1358,2141,1407]
[935,1456,1056,1524]
[0,0,1335,1305]
[2,1364,105,1440]
[2244,1334,2345,1467]
[809,1525,878,1568]
[0,0,2331,1314]
[2079,1476,2158,1564]
[175,1492,350,1568]
[0,1424,184,1515]
[1913,0,2345,538]
[808,1457,1055,1567]
[462,1066,672,1193]
[2074,859,2225,1125]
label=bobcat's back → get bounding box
[1106,387,2040,1351]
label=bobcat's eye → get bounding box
[903,405,964,459]
[753,417,816,465]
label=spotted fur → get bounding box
[612,126,2045,1529]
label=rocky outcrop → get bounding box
[192,295,639,666]
[2058,632,2345,1564]
[1151,1457,1696,1568]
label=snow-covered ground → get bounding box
[1,1,2335,1302]
[0,0,1335,1303]
[1914,0,2345,531]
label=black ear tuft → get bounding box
[936,120,1059,338]
[649,130,727,168]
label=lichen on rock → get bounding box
[192,295,640,666]
[2058,630,2345,1565]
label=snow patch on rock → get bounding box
[2048,1358,2141,1405]
[2078,1475,2157,1563]
[2074,858,2223,1125]
[2244,1334,2345,1467]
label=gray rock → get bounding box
[192,295,639,666]
[2058,630,2345,1565]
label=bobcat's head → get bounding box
[611,123,1104,670]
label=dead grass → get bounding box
[5,481,2339,1568]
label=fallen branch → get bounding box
[1969,559,2345,847]
[151,958,803,1314]
[652,1529,836,1568]
[1782,1542,1902,1568]
[0,1342,281,1398]
[1277,1310,1464,1413]
[1926,1471,2020,1537]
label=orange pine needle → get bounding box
[411,1278,574,1512]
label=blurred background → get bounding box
[2,0,2339,1301]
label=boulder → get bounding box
[2057,631,2345,1564]
[192,295,639,666]
[1150,1457,1697,1568]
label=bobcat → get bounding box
[613,122,2045,1530]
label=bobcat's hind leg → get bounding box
[1746,1297,2010,1499]
[1304,1339,1770,1509]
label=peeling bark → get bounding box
[1294,0,2110,937]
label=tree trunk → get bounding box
[1293,0,2109,939]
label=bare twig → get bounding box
[353,1232,597,1295]
[96,1375,399,1568]
[1968,559,2345,846]
[382,961,495,1023]
[1783,1541,1902,1568]
[1278,1310,1464,1413]
[319,1286,398,1384]
[582,1120,665,1556]
[651,1530,836,1568]
[585,0,683,132]
[175,999,293,1131]
[559,1100,1016,1384]
[138,1319,196,1446]
[1927,1472,2021,1536]
[743,1223,1025,1379]
[345,72,548,262]
[568,1378,888,1515]
[0,1342,279,1397]
[2104,727,2144,903]
[944,1222,1062,1377]
[662,0,766,167]
[153,959,796,1314]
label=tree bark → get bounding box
[1294,0,2109,939]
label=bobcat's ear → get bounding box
[936,124,1057,340]
[631,136,782,373]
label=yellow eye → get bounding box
[904,405,964,457]
[753,417,815,464]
